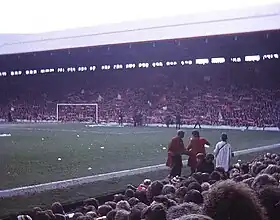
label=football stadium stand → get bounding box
[0,2,280,220]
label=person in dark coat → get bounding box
[196,153,215,174]
[166,130,188,178]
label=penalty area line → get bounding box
[1,142,280,198]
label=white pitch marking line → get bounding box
[0,143,280,198]
[233,143,280,156]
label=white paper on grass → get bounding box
[0,133,11,137]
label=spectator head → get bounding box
[215,167,227,180]
[114,194,125,203]
[129,207,142,220]
[116,200,131,211]
[180,177,198,188]
[104,201,117,209]
[134,202,148,212]
[146,180,164,201]
[201,173,210,183]
[214,167,226,176]
[184,190,203,205]
[191,173,203,184]
[125,188,135,199]
[221,133,228,142]
[204,180,267,220]
[153,195,176,209]
[72,213,83,220]
[258,186,280,220]
[135,190,148,204]
[174,214,213,220]
[162,184,176,195]
[252,174,278,190]
[229,168,240,178]
[188,182,202,192]
[196,153,205,165]
[85,211,97,219]
[192,130,200,138]
[176,186,188,200]
[166,203,202,220]
[209,171,222,181]
[205,154,214,163]
[106,210,117,220]
[201,182,210,192]
[97,205,113,216]
[84,205,97,213]
[115,210,130,220]
[83,198,99,210]
[142,203,166,220]
[33,207,43,214]
[240,163,250,174]
[44,209,53,217]
[128,197,140,206]
[51,202,64,215]
[177,130,185,139]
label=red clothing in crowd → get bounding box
[137,184,148,191]
[187,137,208,169]
[166,136,186,168]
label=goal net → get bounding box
[56,103,98,123]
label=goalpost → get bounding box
[56,103,99,123]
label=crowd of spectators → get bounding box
[16,152,280,220]
[0,64,280,127]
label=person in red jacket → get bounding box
[166,130,188,178]
[187,130,210,174]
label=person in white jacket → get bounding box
[214,133,232,172]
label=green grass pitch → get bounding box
[1,123,280,190]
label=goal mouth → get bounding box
[56,103,99,123]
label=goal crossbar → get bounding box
[56,103,98,123]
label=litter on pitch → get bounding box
[0,133,12,137]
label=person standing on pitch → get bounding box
[187,130,210,174]
[194,116,201,129]
[175,114,181,130]
[118,112,124,126]
[214,133,232,172]
[166,130,188,178]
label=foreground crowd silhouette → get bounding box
[17,151,280,220]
